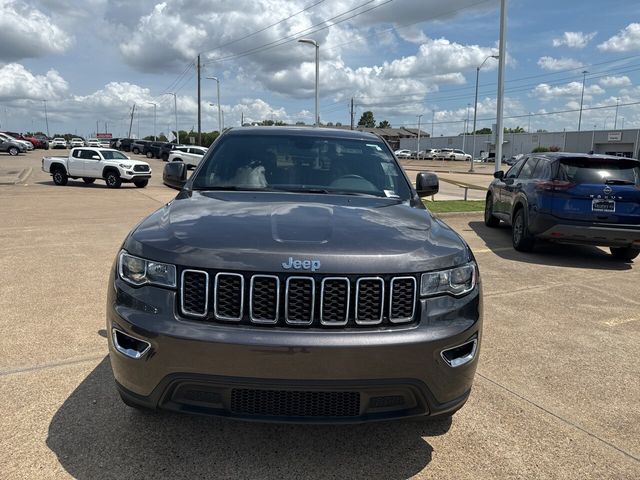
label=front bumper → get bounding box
[107,272,482,423]
[531,212,640,247]
[120,172,152,181]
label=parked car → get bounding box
[109,138,120,149]
[143,141,171,159]
[485,153,640,260]
[168,146,208,168]
[0,137,25,155]
[50,138,67,149]
[394,149,412,159]
[5,131,38,150]
[23,134,49,149]
[439,149,471,161]
[86,138,101,147]
[117,138,134,152]
[159,142,188,161]
[42,147,152,188]
[109,126,481,422]
[99,138,111,148]
[69,138,85,148]
[419,149,438,160]
[0,132,33,151]
[131,139,150,155]
[32,134,50,149]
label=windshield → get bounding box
[557,158,640,185]
[191,134,412,199]
[101,150,128,160]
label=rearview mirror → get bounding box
[415,172,439,196]
[493,170,504,180]
[163,162,187,190]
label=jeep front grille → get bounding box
[179,271,417,327]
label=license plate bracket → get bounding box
[592,199,615,212]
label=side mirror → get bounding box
[163,162,187,190]
[415,172,439,196]
[92,155,100,160]
[493,170,504,180]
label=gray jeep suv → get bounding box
[107,127,482,423]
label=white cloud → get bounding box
[598,23,640,52]
[0,0,73,61]
[0,63,68,100]
[537,56,582,71]
[533,81,605,101]
[552,31,596,49]
[598,75,632,88]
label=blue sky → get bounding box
[1,0,640,138]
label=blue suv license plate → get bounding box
[592,199,615,212]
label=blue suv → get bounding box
[485,153,640,261]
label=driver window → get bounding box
[81,150,99,160]
[505,158,526,179]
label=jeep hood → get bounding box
[124,191,470,274]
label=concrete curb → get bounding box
[15,167,33,184]
[431,210,484,219]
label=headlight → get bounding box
[119,163,132,168]
[118,250,176,288]
[420,262,477,297]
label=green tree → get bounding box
[357,111,375,128]
[474,127,492,134]
[377,120,391,128]
[504,126,525,133]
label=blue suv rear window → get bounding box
[557,158,640,185]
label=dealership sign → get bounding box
[96,133,113,139]
[607,132,622,141]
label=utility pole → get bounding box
[42,100,50,137]
[197,55,201,145]
[147,102,157,140]
[298,38,319,127]
[471,54,498,171]
[416,114,423,158]
[495,0,508,172]
[350,98,355,130]
[614,98,620,129]
[241,111,244,126]
[128,104,135,138]
[578,70,588,132]
[96,120,99,137]
[431,110,435,138]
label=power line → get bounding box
[199,0,327,56]
[202,0,392,66]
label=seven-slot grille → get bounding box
[180,271,417,327]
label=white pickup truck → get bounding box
[42,147,152,188]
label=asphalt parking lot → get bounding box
[1,150,639,479]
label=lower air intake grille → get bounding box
[230,389,361,417]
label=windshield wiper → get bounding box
[604,179,636,185]
[193,186,276,192]
[271,186,386,197]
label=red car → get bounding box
[6,132,49,149]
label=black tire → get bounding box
[512,208,535,252]
[52,168,68,186]
[610,246,640,262]
[484,194,500,227]
[8,147,19,156]
[146,151,153,158]
[132,148,139,154]
[105,171,122,188]
[161,153,169,161]
[133,179,148,188]
[82,177,95,184]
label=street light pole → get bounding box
[42,100,50,137]
[206,77,222,133]
[578,70,588,132]
[494,0,507,172]
[164,92,179,144]
[614,97,620,129]
[472,55,498,172]
[298,38,319,127]
[147,102,157,140]
[416,114,423,158]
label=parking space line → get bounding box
[476,372,640,463]
[0,354,105,378]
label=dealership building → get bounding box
[400,128,640,159]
